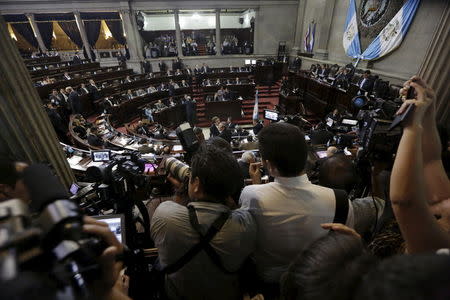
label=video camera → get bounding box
[0,164,110,299]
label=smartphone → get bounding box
[389,86,416,131]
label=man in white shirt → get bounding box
[239,122,355,284]
[151,144,255,300]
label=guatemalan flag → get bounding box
[361,0,420,60]
[342,0,361,59]
[304,23,311,52]
[252,89,259,120]
[309,22,316,53]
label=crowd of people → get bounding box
[144,34,178,58]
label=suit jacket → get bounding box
[68,91,82,114]
[358,77,374,93]
[72,55,81,65]
[80,88,90,95]
[219,129,232,143]
[209,124,220,137]
[238,161,251,179]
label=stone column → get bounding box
[26,13,47,52]
[74,11,93,61]
[120,9,143,73]
[174,9,183,57]
[0,17,75,187]
[314,0,336,60]
[418,1,449,125]
[215,9,222,56]
[291,0,307,56]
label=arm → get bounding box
[401,77,450,207]
[390,79,450,253]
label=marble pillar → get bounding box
[215,9,222,56]
[26,13,47,52]
[0,17,75,187]
[74,11,93,61]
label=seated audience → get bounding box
[87,127,104,147]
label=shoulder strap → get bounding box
[333,189,349,224]
[188,205,235,274]
[162,205,230,274]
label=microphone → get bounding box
[22,164,69,213]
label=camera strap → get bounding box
[333,189,349,224]
[163,205,230,275]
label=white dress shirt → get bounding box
[151,201,256,300]
[239,174,354,283]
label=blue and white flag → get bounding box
[343,0,420,63]
[304,23,311,52]
[252,89,259,120]
[309,22,316,53]
[361,0,420,60]
[343,0,361,59]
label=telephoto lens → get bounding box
[163,157,191,182]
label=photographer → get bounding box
[389,76,450,253]
[150,144,256,300]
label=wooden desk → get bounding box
[30,62,99,79]
[154,105,187,128]
[25,56,60,65]
[205,100,242,120]
[202,84,255,99]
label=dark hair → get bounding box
[364,70,371,75]
[190,144,243,203]
[258,123,307,176]
[0,159,19,187]
[355,254,450,300]
[318,154,357,192]
[207,137,233,153]
[280,232,376,300]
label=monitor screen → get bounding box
[173,145,183,152]
[69,183,79,195]
[144,163,156,174]
[92,214,125,244]
[91,150,111,162]
[341,119,358,126]
[316,150,328,159]
[251,59,257,65]
[245,59,251,65]
[264,110,278,121]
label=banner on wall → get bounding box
[343,0,420,66]
[304,22,316,53]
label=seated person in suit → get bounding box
[124,75,132,83]
[170,79,179,89]
[175,69,182,75]
[218,121,232,143]
[357,70,375,95]
[209,116,221,137]
[147,85,157,93]
[214,87,225,101]
[310,122,334,145]
[72,118,87,139]
[319,64,330,78]
[88,79,100,91]
[223,88,231,101]
[136,121,151,136]
[49,89,62,105]
[155,99,167,110]
[238,151,256,179]
[326,108,341,124]
[126,89,134,100]
[144,106,154,122]
[180,79,189,88]
[79,83,90,95]
[87,127,104,147]
[215,79,222,86]
[226,116,235,129]
[235,77,241,85]
[159,83,168,91]
[167,70,173,76]
[168,97,177,107]
[203,79,212,86]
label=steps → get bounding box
[194,82,281,127]
[197,44,207,56]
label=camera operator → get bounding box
[318,153,386,237]
[0,159,30,204]
[150,144,256,300]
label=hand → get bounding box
[249,162,262,184]
[397,76,435,128]
[167,174,182,189]
[321,223,361,239]
[83,216,125,299]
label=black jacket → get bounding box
[209,124,220,137]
